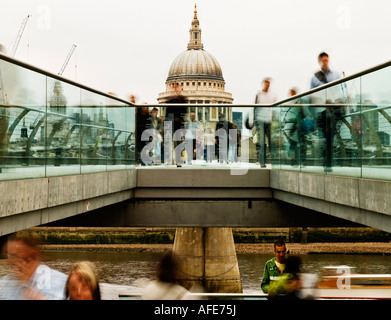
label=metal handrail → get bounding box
[0,53,135,107]
[2,51,390,111]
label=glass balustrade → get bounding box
[271,64,391,180]
[2,53,391,180]
[0,56,135,181]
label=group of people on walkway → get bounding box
[136,52,344,170]
[249,51,343,170]
[136,84,241,166]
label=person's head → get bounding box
[289,87,299,97]
[139,106,149,115]
[157,250,178,284]
[318,52,329,72]
[274,240,287,263]
[151,107,159,118]
[4,233,42,281]
[262,77,272,92]
[172,83,182,95]
[66,261,101,300]
[218,113,225,121]
[284,256,301,275]
[190,112,196,122]
[129,95,136,104]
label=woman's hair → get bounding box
[157,250,178,283]
[65,261,101,300]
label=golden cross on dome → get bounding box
[194,3,197,19]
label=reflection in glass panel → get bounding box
[46,77,81,176]
[106,97,135,170]
[271,105,281,169]
[0,59,46,180]
[205,107,209,121]
[276,93,321,172]
[197,107,203,121]
[80,90,107,173]
[125,104,136,168]
[325,79,361,177]
[361,66,391,180]
[278,101,302,171]
[297,91,326,173]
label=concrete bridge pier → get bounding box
[172,227,242,293]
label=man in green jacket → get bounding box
[261,240,288,294]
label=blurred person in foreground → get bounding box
[0,233,67,300]
[261,240,288,294]
[142,250,191,300]
[310,52,341,89]
[268,256,303,300]
[247,77,278,168]
[65,261,101,300]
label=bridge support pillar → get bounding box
[172,227,242,293]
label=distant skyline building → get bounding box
[158,5,233,127]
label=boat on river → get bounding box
[316,266,391,300]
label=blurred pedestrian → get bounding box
[129,94,136,104]
[136,105,151,165]
[165,84,187,167]
[0,233,67,300]
[65,261,101,300]
[142,250,190,300]
[150,107,163,162]
[252,77,278,167]
[317,103,344,172]
[284,87,314,167]
[310,52,343,172]
[228,122,238,163]
[185,112,202,162]
[215,113,230,163]
[204,126,215,163]
[310,52,341,89]
[261,240,287,294]
[268,256,303,300]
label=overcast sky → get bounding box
[1,0,391,104]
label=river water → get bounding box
[2,251,391,294]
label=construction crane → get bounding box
[1,14,31,104]
[58,44,77,76]
[10,14,31,57]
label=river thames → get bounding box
[2,251,391,294]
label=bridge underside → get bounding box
[3,167,391,236]
[45,198,362,228]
